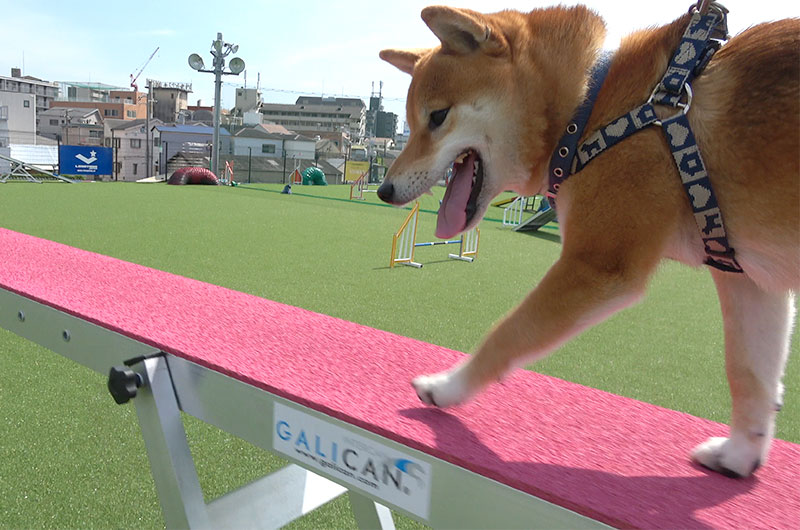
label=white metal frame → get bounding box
[503,196,528,227]
[0,152,76,183]
[1,285,608,529]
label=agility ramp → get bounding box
[1,227,798,529]
[514,207,557,232]
[0,152,76,183]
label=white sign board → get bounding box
[273,402,432,520]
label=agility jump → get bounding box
[1,227,798,529]
[349,171,372,200]
[390,203,480,268]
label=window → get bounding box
[130,139,142,148]
[261,144,276,154]
[104,109,119,117]
[49,119,59,126]
[127,110,137,118]
[23,100,30,108]
[133,163,138,175]
[89,130,101,138]
[114,138,121,148]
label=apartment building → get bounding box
[51,87,146,121]
[0,68,59,144]
[38,107,103,143]
[259,96,365,142]
[0,68,59,115]
[0,91,36,144]
[150,81,192,123]
[104,118,163,181]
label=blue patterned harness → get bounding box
[547,2,743,273]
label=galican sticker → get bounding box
[273,402,432,520]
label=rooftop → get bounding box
[154,124,231,136]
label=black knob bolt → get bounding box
[108,366,144,405]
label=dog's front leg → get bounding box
[691,270,795,478]
[412,251,653,408]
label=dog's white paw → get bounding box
[411,365,472,408]
[691,436,765,478]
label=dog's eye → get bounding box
[429,108,450,130]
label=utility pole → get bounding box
[188,33,245,178]
[146,81,151,180]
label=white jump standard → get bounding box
[390,202,480,268]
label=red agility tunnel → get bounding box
[168,167,219,185]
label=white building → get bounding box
[105,118,163,181]
[260,96,366,142]
[232,124,316,160]
[0,69,59,146]
[0,91,37,144]
[1,68,59,115]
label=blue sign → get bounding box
[59,145,113,176]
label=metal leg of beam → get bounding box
[134,356,210,529]
[206,464,347,529]
[349,492,396,530]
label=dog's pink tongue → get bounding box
[436,152,475,239]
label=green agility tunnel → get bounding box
[302,167,327,186]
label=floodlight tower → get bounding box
[188,33,245,179]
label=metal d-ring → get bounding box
[648,83,694,126]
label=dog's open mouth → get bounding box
[436,149,484,239]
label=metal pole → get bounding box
[146,83,151,180]
[112,129,117,181]
[32,95,37,145]
[212,33,223,178]
[248,146,251,183]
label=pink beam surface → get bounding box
[0,227,797,529]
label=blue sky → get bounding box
[2,1,795,127]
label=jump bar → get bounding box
[1,227,798,529]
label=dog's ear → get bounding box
[421,6,506,56]
[379,48,427,75]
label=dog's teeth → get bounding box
[454,152,467,164]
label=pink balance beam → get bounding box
[1,227,797,529]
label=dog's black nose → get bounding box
[377,182,394,203]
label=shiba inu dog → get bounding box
[378,4,798,478]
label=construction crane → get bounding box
[130,47,159,91]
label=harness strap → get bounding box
[573,103,660,174]
[547,52,613,198]
[548,1,742,274]
[652,4,729,107]
[661,112,742,272]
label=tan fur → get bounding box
[380,5,799,477]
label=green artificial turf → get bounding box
[0,181,796,528]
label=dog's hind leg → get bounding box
[692,271,795,477]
